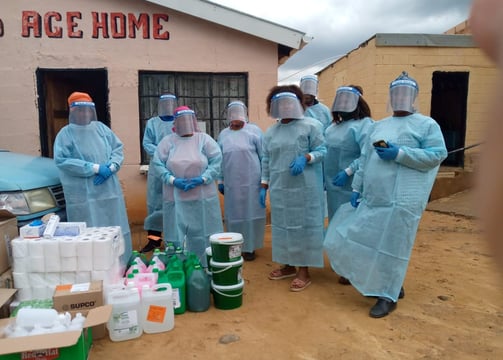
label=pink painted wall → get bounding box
[0,0,282,224]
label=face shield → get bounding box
[300,75,318,96]
[69,102,97,126]
[331,86,361,113]
[226,101,247,122]
[269,92,304,120]
[158,94,177,117]
[388,72,419,113]
[173,109,196,136]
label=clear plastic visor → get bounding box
[300,77,318,96]
[331,88,360,113]
[389,85,418,112]
[270,93,304,119]
[158,96,177,117]
[226,102,247,122]
[69,102,97,125]
[174,112,196,136]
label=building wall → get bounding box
[318,36,498,171]
[1,0,281,224]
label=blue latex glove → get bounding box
[173,178,187,190]
[98,164,113,179]
[184,176,204,191]
[332,170,349,186]
[218,184,225,195]
[350,191,361,208]
[375,142,399,161]
[289,155,307,176]
[259,188,267,208]
[94,175,107,185]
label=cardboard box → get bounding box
[52,281,106,339]
[0,211,17,274]
[19,223,44,239]
[0,289,17,319]
[0,304,111,360]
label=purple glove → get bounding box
[332,170,349,186]
[289,155,307,176]
[259,188,267,208]
[98,164,113,179]
[173,178,187,190]
[184,176,204,191]
[350,191,361,208]
[375,142,399,160]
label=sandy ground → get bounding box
[92,207,503,360]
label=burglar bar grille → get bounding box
[49,185,66,207]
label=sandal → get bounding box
[268,266,296,280]
[290,277,312,292]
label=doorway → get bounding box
[430,71,468,167]
[36,68,109,158]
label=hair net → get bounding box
[331,86,362,113]
[226,101,247,123]
[389,71,419,113]
[300,75,319,96]
[67,92,92,106]
[269,92,304,119]
[158,94,177,117]
[174,106,196,136]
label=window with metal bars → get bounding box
[138,71,248,164]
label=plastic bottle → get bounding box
[106,286,143,342]
[150,252,166,271]
[127,250,148,271]
[140,283,174,333]
[183,253,200,274]
[186,264,210,312]
[166,262,186,315]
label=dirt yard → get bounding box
[92,209,503,360]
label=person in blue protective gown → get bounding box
[152,106,223,267]
[261,86,326,291]
[54,91,132,265]
[323,72,448,318]
[300,75,332,132]
[140,93,177,253]
[217,101,265,261]
[325,85,373,221]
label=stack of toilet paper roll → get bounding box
[11,226,125,301]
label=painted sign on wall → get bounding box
[17,11,170,39]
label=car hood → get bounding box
[0,151,61,191]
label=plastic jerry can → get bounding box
[106,286,143,342]
[141,284,175,333]
[166,268,186,315]
[186,264,210,312]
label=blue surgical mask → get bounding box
[160,115,174,122]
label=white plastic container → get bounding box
[106,286,143,342]
[140,283,174,334]
[16,308,59,329]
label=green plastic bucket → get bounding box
[209,232,243,262]
[205,246,212,268]
[211,280,244,310]
[210,257,243,286]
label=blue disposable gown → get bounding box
[262,117,326,267]
[305,101,332,131]
[217,125,265,253]
[152,132,223,266]
[324,113,447,301]
[143,116,174,232]
[324,117,373,220]
[53,121,132,264]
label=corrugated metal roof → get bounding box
[144,0,311,49]
[375,33,475,47]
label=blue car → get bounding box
[0,150,66,226]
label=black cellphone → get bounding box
[372,140,388,148]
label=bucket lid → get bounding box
[210,257,243,267]
[205,246,212,255]
[211,279,244,290]
[210,232,243,244]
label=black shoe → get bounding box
[242,251,256,261]
[140,239,161,253]
[369,298,397,318]
[399,287,405,299]
[338,276,351,285]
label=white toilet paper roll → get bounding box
[77,237,93,257]
[60,257,77,272]
[45,272,61,287]
[11,237,28,258]
[28,238,45,256]
[93,236,113,260]
[30,272,44,286]
[12,272,30,288]
[12,257,28,273]
[31,286,48,300]
[91,270,107,281]
[60,272,76,284]
[45,257,61,273]
[77,256,93,271]
[93,256,111,271]
[43,238,60,259]
[29,257,45,273]
[16,287,32,302]
[59,237,77,257]
[75,271,91,283]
